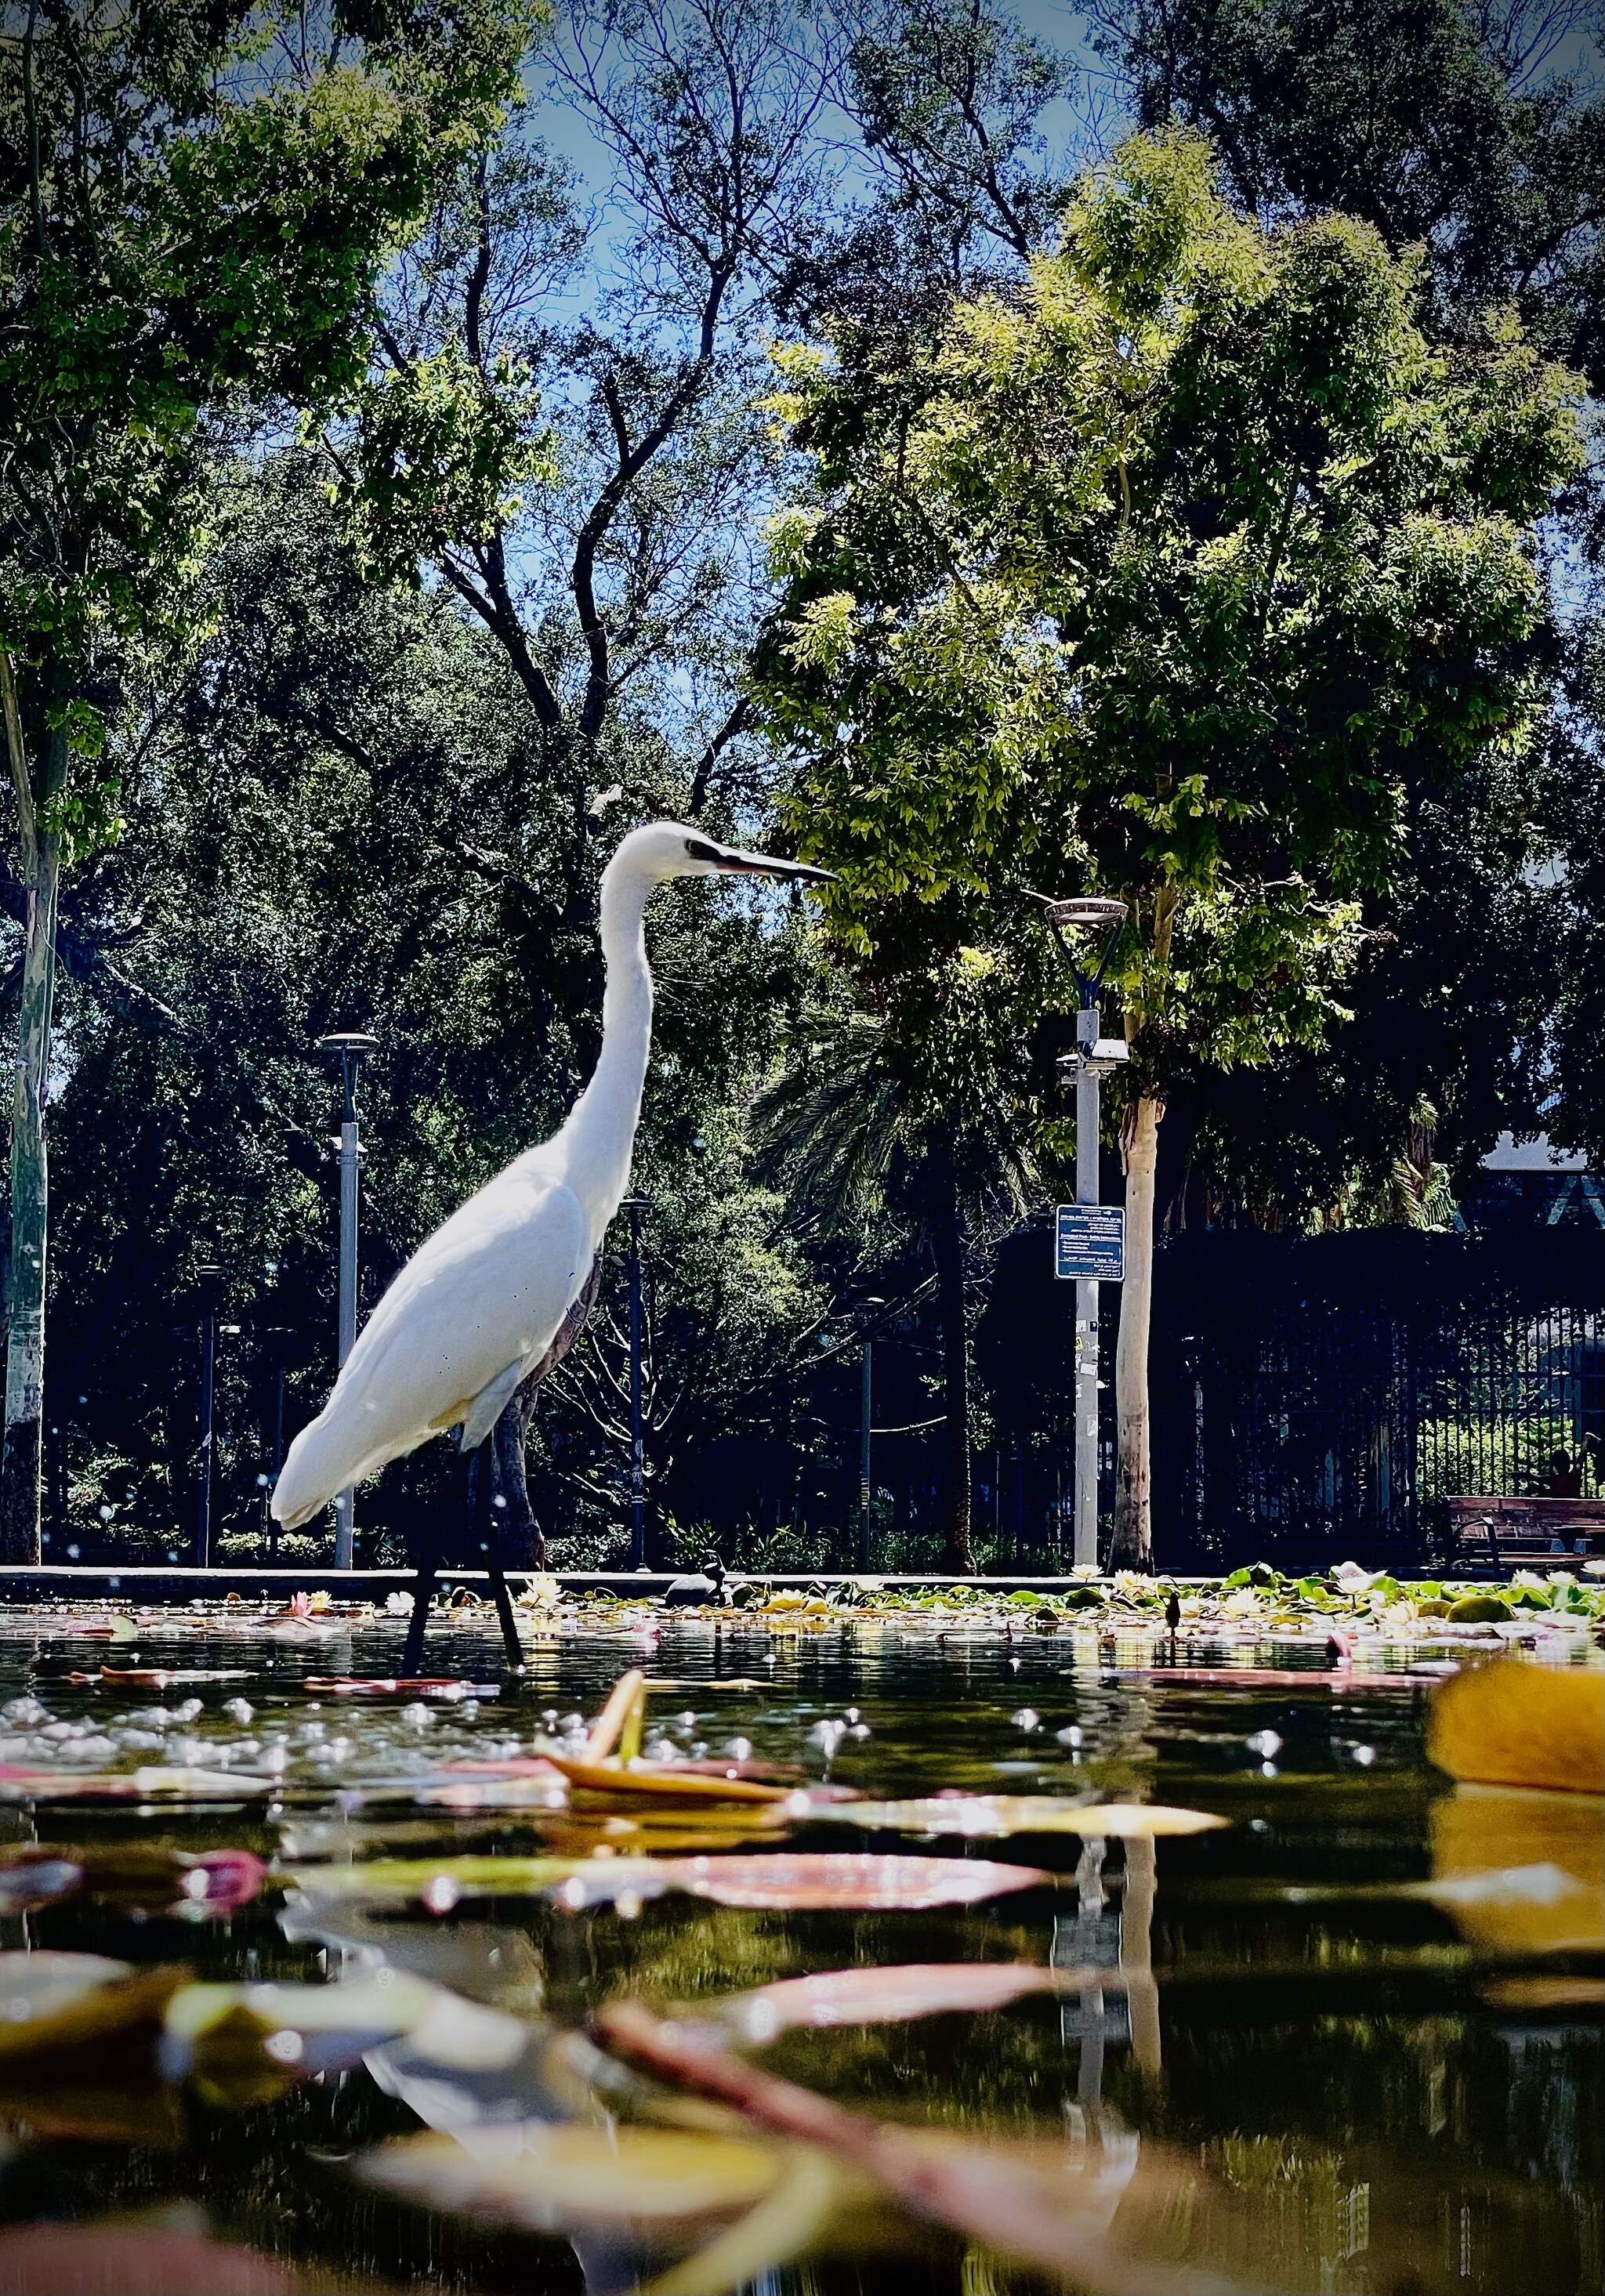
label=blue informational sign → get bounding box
[1055,1204,1125,1280]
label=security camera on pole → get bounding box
[1044,898,1129,1571]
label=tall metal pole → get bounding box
[334,1054,360,1566]
[196,1265,221,1568]
[1074,1001,1101,1571]
[859,1339,873,1570]
[625,1196,647,1569]
[318,1034,375,1569]
[1044,895,1128,1575]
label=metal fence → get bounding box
[1147,1228,1603,1570]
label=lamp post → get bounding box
[860,1338,873,1570]
[317,1032,377,1567]
[1045,896,1129,1570]
[621,1195,650,1570]
[195,1264,223,1567]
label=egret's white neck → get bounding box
[553,853,656,1241]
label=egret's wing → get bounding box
[273,1175,590,1523]
[459,1357,528,1453]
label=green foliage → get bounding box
[0,0,531,840]
[755,131,1581,1101]
[1106,0,1605,389]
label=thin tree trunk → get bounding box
[0,656,62,1563]
[927,1142,974,1575]
[1110,1093,1161,1568]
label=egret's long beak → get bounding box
[690,835,835,885]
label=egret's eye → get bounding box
[684,835,725,864]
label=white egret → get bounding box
[271,822,830,1664]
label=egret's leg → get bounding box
[477,1436,525,1673]
[400,1469,447,1678]
[400,1548,436,1677]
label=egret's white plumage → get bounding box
[271,821,829,1529]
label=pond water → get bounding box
[0,1614,1597,2294]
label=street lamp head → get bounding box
[1045,896,1129,933]
[317,1032,379,1059]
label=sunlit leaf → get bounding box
[0,1954,186,2061]
[807,1797,1227,1838]
[699,1961,1089,2041]
[357,2121,784,2227]
[165,1972,529,2108]
[545,1755,791,1805]
[1427,1660,1605,1793]
[284,1850,1046,1912]
[663,1853,1049,1910]
[585,1667,649,1760]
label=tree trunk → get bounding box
[926,1141,975,1575]
[1110,1093,1161,1569]
[0,660,61,1564]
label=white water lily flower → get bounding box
[1331,1560,1378,1593]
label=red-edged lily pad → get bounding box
[704,1961,1081,2037]
[658,1853,1049,1910]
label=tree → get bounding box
[752,129,1581,1564]
[0,0,529,1557]
[1097,0,1605,1209]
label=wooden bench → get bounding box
[1448,1494,1605,1569]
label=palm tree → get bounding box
[754,1006,1037,1574]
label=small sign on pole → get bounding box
[1055,1204,1125,1281]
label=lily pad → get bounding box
[1427,1659,1605,1793]
[700,1961,1088,2040]
[807,1797,1227,1839]
[358,2121,783,2229]
[285,1850,1047,1913]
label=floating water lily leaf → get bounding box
[545,1755,790,1806]
[808,1797,1227,1840]
[166,1972,529,2108]
[96,1668,251,1686]
[0,1954,186,2062]
[663,1853,1048,1910]
[285,1850,1045,1913]
[1427,1660,1605,1794]
[0,1765,268,1804]
[303,1677,498,1699]
[0,1842,265,1917]
[701,1961,1089,2041]
[1429,1784,1603,1954]
[358,2121,783,2229]
[0,1950,133,2030]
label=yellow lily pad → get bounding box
[1427,1660,1605,1793]
[810,1797,1227,1839]
[359,2122,782,2228]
